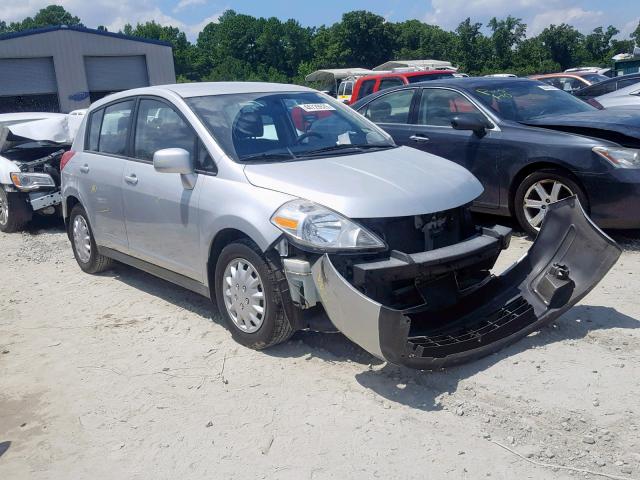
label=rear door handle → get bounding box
[409,134,430,143]
[124,174,138,185]
[79,164,90,173]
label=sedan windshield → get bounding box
[473,81,597,122]
[186,91,394,162]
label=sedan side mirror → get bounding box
[153,148,197,189]
[451,114,493,136]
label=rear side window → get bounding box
[356,79,376,101]
[363,89,415,124]
[134,99,196,161]
[576,81,616,98]
[379,78,404,91]
[86,108,104,151]
[98,100,134,156]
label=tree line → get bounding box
[2,5,640,85]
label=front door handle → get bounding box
[409,134,430,143]
[79,164,90,173]
[124,174,138,185]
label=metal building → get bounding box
[0,25,176,113]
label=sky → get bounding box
[3,0,639,41]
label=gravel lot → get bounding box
[1,217,639,480]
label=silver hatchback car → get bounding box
[61,82,620,369]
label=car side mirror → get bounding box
[451,114,493,136]
[153,148,197,189]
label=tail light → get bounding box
[60,150,76,171]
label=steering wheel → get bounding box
[295,131,323,144]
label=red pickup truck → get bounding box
[349,70,456,104]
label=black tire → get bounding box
[214,239,295,350]
[68,204,113,274]
[0,188,32,233]
[514,169,588,237]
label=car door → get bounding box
[78,100,133,251]
[361,88,419,145]
[405,87,501,208]
[121,97,204,281]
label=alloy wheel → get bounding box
[222,258,265,333]
[523,179,574,230]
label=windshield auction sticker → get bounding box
[298,103,336,112]
[538,85,559,91]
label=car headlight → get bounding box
[10,172,56,191]
[593,146,640,168]
[271,199,386,252]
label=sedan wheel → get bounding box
[222,257,266,334]
[523,179,574,231]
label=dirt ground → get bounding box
[1,217,639,480]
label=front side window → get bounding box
[418,89,482,126]
[134,99,196,161]
[363,89,415,124]
[98,100,134,155]
[343,81,353,96]
[187,91,393,162]
[474,81,596,122]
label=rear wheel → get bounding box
[68,204,113,273]
[214,239,294,349]
[0,188,32,233]
[514,170,587,237]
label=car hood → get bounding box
[243,146,483,218]
[523,109,640,147]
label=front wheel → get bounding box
[0,188,32,233]
[214,239,294,350]
[514,170,587,237]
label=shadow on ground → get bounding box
[0,441,10,458]
[103,260,639,412]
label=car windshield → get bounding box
[582,74,608,84]
[473,81,597,122]
[406,72,454,83]
[186,91,394,162]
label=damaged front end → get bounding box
[292,198,619,369]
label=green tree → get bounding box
[392,20,456,61]
[122,21,197,80]
[631,21,640,46]
[487,16,526,70]
[9,5,82,31]
[453,18,491,74]
[538,24,584,71]
[583,26,619,64]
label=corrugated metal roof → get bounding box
[0,25,172,47]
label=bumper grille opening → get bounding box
[406,296,536,359]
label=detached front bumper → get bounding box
[310,198,620,369]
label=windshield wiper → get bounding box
[240,151,297,162]
[301,143,394,157]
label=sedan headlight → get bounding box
[593,146,640,168]
[271,199,386,252]
[10,172,56,191]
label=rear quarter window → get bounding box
[86,108,104,151]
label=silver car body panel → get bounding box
[244,146,483,218]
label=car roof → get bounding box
[531,72,589,79]
[350,77,542,109]
[357,70,453,82]
[89,82,314,109]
